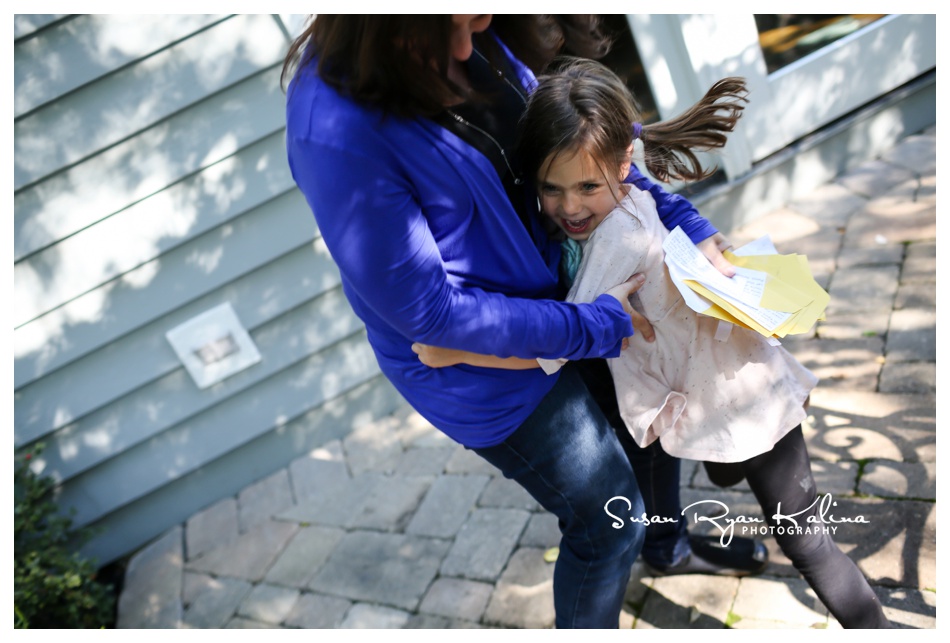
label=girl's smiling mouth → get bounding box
[561,215,594,235]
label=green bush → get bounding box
[14,446,116,628]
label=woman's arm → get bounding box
[412,343,541,370]
[287,133,634,361]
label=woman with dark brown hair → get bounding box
[284,15,760,628]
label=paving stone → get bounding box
[224,617,277,628]
[836,244,903,269]
[859,461,935,500]
[343,414,404,475]
[786,182,868,227]
[391,405,452,448]
[620,605,635,629]
[283,593,352,629]
[278,470,376,527]
[349,474,433,531]
[624,561,654,610]
[634,574,739,629]
[731,207,822,248]
[340,603,411,628]
[445,445,502,476]
[392,410,454,450]
[418,577,493,622]
[900,241,936,283]
[879,361,935,394]
[835,159,915,199]
[822,497,935,590]
[881,134,936,176]
[483,547,556,628]
[238,469,295,532]
[441,508,530,581]
[897,169,936,200]
[406,474,490,538]
[403,614,486,628]
[237,583,300,624]
[519,512,561,548]
[185,497,239,561]
[842,200,935,248]
[117,526,184,628]
[785,337,884,391]
[394,446,456,476]
[808,460,859,496]
[874,586,937,629]
[182,576,251,628]
[309,531,450,610]
[287,441,349,502]
[185,519,299,582]
[478,475,541,511]
[816,310,890,340]
[731,576,828,628]
[803,390,935,463]
[825,265,900,313]
[182,571,215,606]
[894,282,935,309]
[264,525,346,588]
[886,309,936,362]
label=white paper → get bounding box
[663,227,766,308]
[663,227,794,334]
[733,235,778,257]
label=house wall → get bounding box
[14,14,404,564]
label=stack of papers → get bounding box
[662,227,829,341]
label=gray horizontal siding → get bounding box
[13,14,69,40]
[14,13,288,190]
[58,329,381,529]
[15,14,407,566]
[15,226,339,447]
[14,14,226,117]
[14,189,318,391]
[15,130,296,327]
[35,286,362,484]
[14,64,287,262]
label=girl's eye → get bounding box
[582,183,600,192]
[540,185,559,195]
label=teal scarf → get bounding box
[560,238,583,289]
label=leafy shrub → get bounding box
[14,446,116,628]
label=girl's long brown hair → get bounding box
[281,15,611,119]
[519,57,748,185]
[642,77,748,182]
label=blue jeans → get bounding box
[474,363,645,628]
[575,358,690,568]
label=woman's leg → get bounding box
[473,363,644,628]
[741,426,891,628]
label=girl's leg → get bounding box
[474,363,644,628]
[576,358,764,574]
[741,426,890,628]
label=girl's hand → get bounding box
[604,274,655,343]
[697,232,736,277]
[411,343,467,368]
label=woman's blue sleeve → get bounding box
[286,135,633,361]
[626,165,718,243]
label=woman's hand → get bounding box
[411,343,468,368]
[604,273,655,344]
[697,232,736,277]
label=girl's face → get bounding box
[538,148,629,241]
